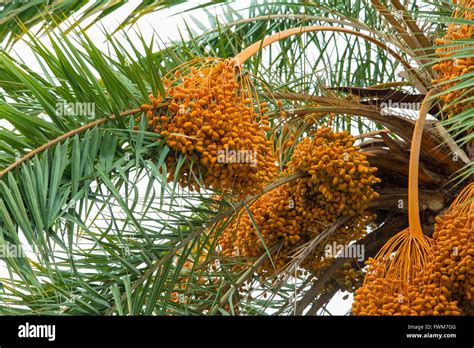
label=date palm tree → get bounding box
[0,0,471,315]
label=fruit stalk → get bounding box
[408,89,439,237]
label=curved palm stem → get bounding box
[233,25,428,90]
[0,103,170,178]
[195,14,417,62]
[408,88,439,237]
